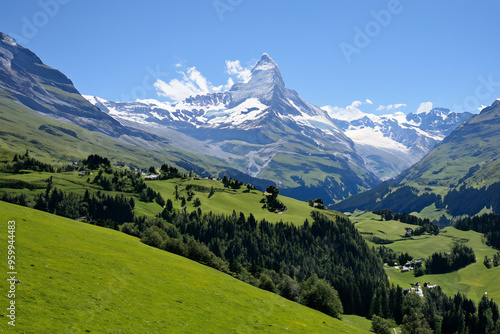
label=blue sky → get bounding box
[1,0,500,115]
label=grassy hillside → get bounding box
[0,201,368,333]
[350,211,500,303]
[146,177,342,225]
[0,162,339,225]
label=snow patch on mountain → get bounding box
[0,33,17,47]
[206,98,268,126]
[345,127,407,151]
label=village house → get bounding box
[145,174,160,180]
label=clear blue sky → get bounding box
[1,0,500,115]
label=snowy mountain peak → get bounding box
[252,53,279,72]
[230,53,285,104]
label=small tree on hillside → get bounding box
[401,309,433,334]
[166,199,173,212]
[299,274,343,319]
[313,198,325,209]
[263,185,287,213]
[484,255,492,269]
[258,274,277,293]
[493,252,500,267]
[371,315,395,334]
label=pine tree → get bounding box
[493,253,500,267]
[484,255,492,269]
[166,199,173,212]
[401,308,433,334]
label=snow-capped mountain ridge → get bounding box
[324,106,473,179]
[84,53,474,198]
[86,54,380,203]
[87,54,344,135]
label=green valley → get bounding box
[349,211,500,303]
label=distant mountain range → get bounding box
[332,99,500,217]
[325,106,473,179]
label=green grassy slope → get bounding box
[0,165,342,225]
[147,178,342,225]
[350,211,500,303]
[0,201,368,333]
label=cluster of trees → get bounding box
[91,167,148,193]
[308,198,325,209]
[221,175,244,189]
[424,243,476,274]
[139,187,165,206]
[454,213,500,249]
[412,222,440,236]
[262,185,287,213]
[371,286,500,334]
[31,183,135,229]
[421,290,500,334]
[82,154,111,169]
[0,192,28,206]
[128,213,345,318]
[373,209,439,235]
[86,160,166,206]
[371,314,396,334]
[483,252,500,269]
[0,178,44,191]
[377,246,413,266]
[3,150,71,173]
[159,164,186,179]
